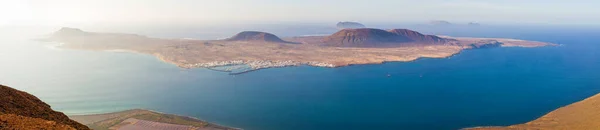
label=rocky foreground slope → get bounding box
[0,84,90,130]
[0,84,239,130]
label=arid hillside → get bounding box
[0,84,90,130]
[467,93,600,130]
[387,29,455,43]
[322,28,414,47]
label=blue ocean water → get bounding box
[0,25,599,130]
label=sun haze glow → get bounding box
[0,0,34,26]
[3,0,600,26]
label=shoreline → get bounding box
[121,48,454,74]
[55,41,545,75]
[47,28,555,74]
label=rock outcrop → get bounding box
[0,84,90,130]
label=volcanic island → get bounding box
[46,27,554,74]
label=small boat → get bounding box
[387,74,392,77]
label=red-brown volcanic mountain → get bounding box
[0,84,90,130]
[226,31,290,43]
[387,29,455,43]
[322,28,413,47]
[322,28,455,47]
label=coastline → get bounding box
[53,39,548,74]
[76,46,458,74]
[44,42,65,50]
[47,28,554,74]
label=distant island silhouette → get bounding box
[430,20,453,26]
[336,21,366,29]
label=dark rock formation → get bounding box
[226,31,290,43]
[336,21,366,29]
[0,84,90,130]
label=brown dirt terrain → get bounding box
[0,114,76,130]
[467,93,600,130]
[0,84,90,130]
[70,109,239,130]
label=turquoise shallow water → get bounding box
[0,26,599,130]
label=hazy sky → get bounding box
[1,0,598,26]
